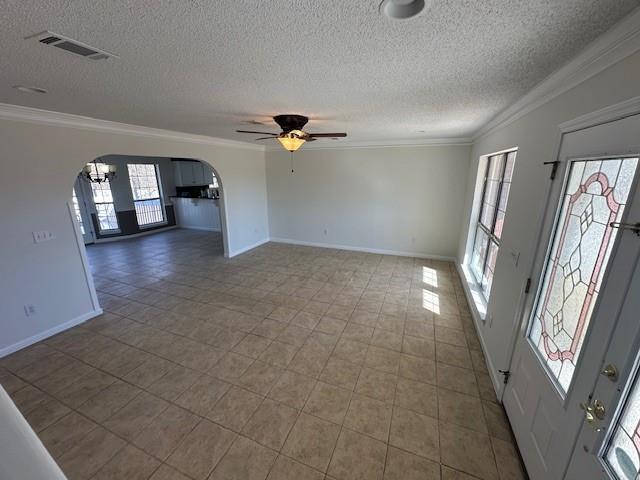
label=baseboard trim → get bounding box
[93,225,177,243]
[178,226,222,232]
[455,262,504,400]
[228,238,270,258]
[270,237,456,261]
[0,309,103,358]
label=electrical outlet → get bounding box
[24,305,36,317]
[33,231,55,244]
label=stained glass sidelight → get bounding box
[605,367,640,479]
[529,157,638,393]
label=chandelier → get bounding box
[82,159,117,183]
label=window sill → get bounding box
[459,264,488,322]
[98,229,121,235]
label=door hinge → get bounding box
[543,160,560,180]
[524,277,532,294]
[498,369,511,384]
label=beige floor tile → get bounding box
[266,454,325,480]
[211,351,255,381]
[435,327,467,347]
[342,323,374,343]
[208,385,264,431]
[282,413,341,472]
[210,436,277,480]
[384,446,441,480]
[402,336,435,359]
[57,426,126,480]
[436,342,473,369]
[483,401,512,441]
[258,341,299,367]
[175,375,231,416]
[491,437,527,480]
[252,319,288,339]
[92,444,160,480]
[167,420,236,479]
[147,365,202,401]
[440,423,498,480]
[268,370,316,409]
[243,398,299,450]
[365,346,401,374]
[149,464,192,480]
[395,377,438,418]
[38,411,97,459]
[437,363,479,397]
[292,311,322,329]
[470,349,489,373]
[389,407,439,461]
[399,354,436,385]
[57,370,118,408]
[320,356,361,390]
[343,394,392,441]
[441,466,480,480]
[289,344,330,378]
[103,391,169,441]
[438,389,487,434]
[476,372,498,404]
[132,405,199,460]
[328,428,387,480]
[24,396,71,432]
[304,381,352,424]
[277,325,312,347]
[236,361,283,395]
[316,317,348,336]
[124,357,175,388]
[233,334,273,359]
[370,328,403,352]
[76,380,141,423]
[268,306,299,323]
[333,338,369,365]
[355,367,397,403]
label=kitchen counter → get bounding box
[171,196,221,231]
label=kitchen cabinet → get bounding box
[172,197,221,231]
[174,161,209,186]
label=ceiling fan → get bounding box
[236,114,347,152]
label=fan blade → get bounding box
[254,137,276,140]
[236,130,279,135]
[307,132,347,138]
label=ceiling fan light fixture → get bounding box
[277,130,306,152]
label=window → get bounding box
[470,150,516,299]
[210,171,219,188]
[127,164,165,227]
[71,187,85,234]
[528,157,638,393]
[87,163,119,232]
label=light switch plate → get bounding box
[33,231,55,243]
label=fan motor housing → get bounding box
[273,114,309,132]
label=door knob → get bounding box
[580,399,606,431]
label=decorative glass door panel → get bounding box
[528,157,638,394]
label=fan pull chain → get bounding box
[290,151,294,173]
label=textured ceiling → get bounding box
[0,0,638,144]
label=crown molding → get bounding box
[0,103,265,151]
[473,6,640,141]
[264,136,472,152]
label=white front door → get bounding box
[503,113,640,479]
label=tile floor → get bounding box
[0,229,527,480]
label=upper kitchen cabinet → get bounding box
[173,159,208,186]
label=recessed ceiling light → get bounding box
[13,85,48,94]
[379,0,426,20]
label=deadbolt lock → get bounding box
[601,364,619,382]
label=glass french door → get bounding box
[502,113,640,480]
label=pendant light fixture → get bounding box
[82,158,117,183]
[277,130,306,152]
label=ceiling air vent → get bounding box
[25,31,118,61]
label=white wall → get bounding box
[0,115,268,356]
[266,144,471,259]
[457,50,640,394]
